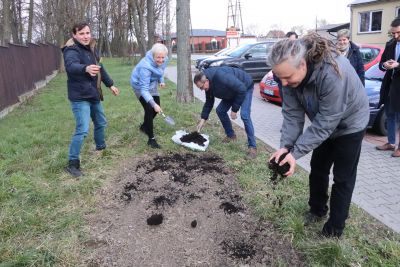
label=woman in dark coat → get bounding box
[336,29,365,86]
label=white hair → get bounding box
[151,43,168,57]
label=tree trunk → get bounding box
[165,0,172,59]
[176,0,193,103]
[27,0,34,43]
[10,0,20,43]
[146,0,155,49]
[2,0,11,44]
[57,0,66,72]
[132,0,147,57]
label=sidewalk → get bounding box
[164,66,400,233]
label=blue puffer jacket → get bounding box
[62,38,114,101]
[130,50,169,106]
[201,66,254,120]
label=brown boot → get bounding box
[376,143,395,151]
[392,149,400,157]
[245,147,257,160]
[222,135,237,143]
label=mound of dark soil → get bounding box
[85,152,304,266]
[180,131,207,146]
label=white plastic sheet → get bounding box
[171,130,210,151]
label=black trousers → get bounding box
[139,96,160,139]
[309,129,365,232]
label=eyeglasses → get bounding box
[197,80,207,89]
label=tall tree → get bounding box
[165,0,172,59]
[27,0,34,43]
[146,0,155,49]
[176,0,193,102]
[2,0,11,44]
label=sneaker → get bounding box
[376,143,395,151]
[245,147,257,160]
[148,138,161,149]
[65,160,83,177]
[222,135,237,143]
[392,148,400,157]
[304,211,327,226]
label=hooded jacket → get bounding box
[62,38,114,101]
[130,50,169,107]
[200,66,254,120]
[280,55,369,159]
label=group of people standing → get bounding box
[62,18,400,239]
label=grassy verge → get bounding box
[0,58,399,266]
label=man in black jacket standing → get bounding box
[194,66,257,159]
[62,22,119,177]
[376,17,400,157]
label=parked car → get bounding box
[259,70,282,104]
[359,44,383,71]
[194,47,234,69]
[259,63,387,135]
[198,41,277,80]
[365,63,386,135]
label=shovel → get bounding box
[160,111,175,126]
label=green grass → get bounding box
[1,58,399,266]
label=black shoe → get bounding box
[321,223,343,238]
[304,211,327,226]
[148,138,161,149]
[65,160,83,177]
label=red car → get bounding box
[259,43,384,104]
[259,70,282,104]
[359,44,384,71]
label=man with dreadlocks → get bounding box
[268,33,369,238]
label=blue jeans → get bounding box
[69,101,107,161]
[385,104,400,145]
[216,86,256,148]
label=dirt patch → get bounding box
[85,152,304,266]
[268,152,290,183]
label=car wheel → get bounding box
[373,108,387,136]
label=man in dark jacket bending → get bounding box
[62,22,119,177]
[194,66,257,159]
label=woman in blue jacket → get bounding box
[130,43,169,148]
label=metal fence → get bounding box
[0,43,60,113]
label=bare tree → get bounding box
[176,0,193,102]
[165,0,172,59]
[27,0,34,43]
[2,0,11,44]
[146,0,155,49]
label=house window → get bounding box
[359,10,382,33]
[396,7,400,18]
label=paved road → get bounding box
[165,66,400,233]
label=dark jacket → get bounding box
[347,41,365,86]
[200,66,254,120]
[62,38,114,102]
[378,39,400,112]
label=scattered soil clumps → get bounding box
[85,152,304,266]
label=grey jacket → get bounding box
[280,55,369,159]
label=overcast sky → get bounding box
[187,0,353,33]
